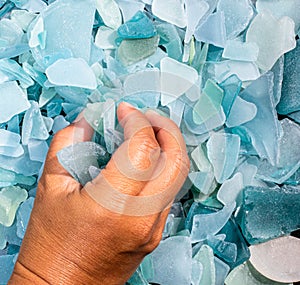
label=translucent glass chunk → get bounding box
[95,0,122,30]
[0,186,28,227]
[191,144,212,173]
[207,132,240,183]
[149,236,192,285]
[10,9,36,32]
[16,197,34,239]
[51,115,70,134]
[188,171,215,195]
[214,256,230,285]
[238,186,300,244]
[277,40,300,115]
[152,0,187,28]
[256,119,300,184]
[195,11,226,48]
[94,26,117,50]
[191,202,236,243]
[246,10,296,71]
[238,72,281,165]
[0,81,30,124]
[0,167,35,188]
[117,0,145,23]
[0,254,17,284]
[217,0,254,40]
[191,259,203,285]
[117,35,159,66]
[223,40,259,62]
[0,18,23,48]
[103,99,116,154]
[28,139,48,162]
[57,142,110,185]
[271,56,284,106]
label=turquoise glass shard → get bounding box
[117,11,156,40]
[149,236,192,285]
[0,220,22,250]
[0,81,30,124]
[246,10,296,71]
[0,254,17,284]
[217,0,254,40]
[57,142,110,185]
[29,0,95,70]
[0,186,28,227]
[0,167,35,187]
[95,0,122,30]
[256,119,300,184]
[191,203,236,243]
[238,186,300,245]
[207,133,240,183]
[214,256,230,285]
[16,196,34,239]
[238,72,280,165]
[277,40,300,115]
[284,167,300,186]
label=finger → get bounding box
[40,112,94,193]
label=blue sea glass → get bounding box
[16,197,34,239]
[214,256,230,285]
[0,167,35,187]
[0,254,17,284]
[117,0,145,23]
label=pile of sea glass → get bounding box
[0,0,300,284]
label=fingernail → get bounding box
[119,101,136,110]
[145,109,160,116]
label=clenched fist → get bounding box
[9,102,190,285]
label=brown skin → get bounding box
[9,103,190,285]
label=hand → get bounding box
[9,103,190,285]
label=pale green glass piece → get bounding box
[160,57,199,106]
[95,0,122,30]
[246,10,296,71]
[214,256,230,285]
[225,261,292,285]
[152,0,187,28]
[191,144,211,173]
[193,245,215,285]
[0,81,30,124]
[223,40,259,62]
[149,236,192,285]
[0,167,36,188]
[207,132,240,183]
[45,58,97,89]
[189,171,215,196]
[0,186,28,227]
[217,0,254,39]
[191,259,203,285]
[117,35,159,66]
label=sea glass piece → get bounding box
[214,256,230,285]
[191,202,236,243]
[149,236,192,285]
[188,171,215,195]
[51,115,70,134]
[238,72,281,165]
[117,11,156,40]
[191,259,203,285]
[226,96,257,128]
[217,0,254,40]
[0,167,35,187]
[222,40,259,62]
[256,119,300,184]
[284,167,300,186]
[184,0,209,43]
[256,0,300,34]
[195,11,226,48]
[193,245,215,285]
[246,10,296,71]
[0,186,28,227]
[226,261,292,285]
[22,101,49,145]
[28,139,48,162]
[191,144,211,173]
[117,35,159,66]
[103,99,116,154]
[277,40,300,115]
[95,0,122,30]
[152,0,187,28]
[117,0,145,23]
[0,81,30,124]
[57,142,110,185]
[0,254,17,284]
[160,57,198,106]
[249,236,300,283]
[167,99,186,127]
[207,132,240,183]
[94,26,117,50]
[29,0,95,70]
[10,9,36,32]
[38,88,56,108]
[0,18,23,48]
[271,56,284,106]
[238,186,300,244]
[46,58,97,89]
[217,172,243,206]
[16,197,34,239]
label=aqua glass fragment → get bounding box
[29,0,95,70]
[238,72,281,165]
[149,236,192,285]
[57,142,110,185]
[94,26,117,50]
[6,115,20,134]
[214,256,230,285]
[10,9,36,32]
[191,259,203,285]
[219,75,242,118]
[51,115,70,134]
[16,197,34,239]
[238,186,300,245]
[193,244,215,285]
[191,144,211,173]
[222,40,259,62]
[38,87,56,108]
[271,56,284,106]
[28,139,48,162]
[167,98,185,127]
[95,0,122,30]
[246,10,296,71]
[217,0,254,40]
[0,220,22,249]
[195,11,226,48]
[0,167,35,187]
[117,35,159,66]
[22,62,47,87]
[207,132,240,183]
[117,11,156,40]
[0,186,28,227]
[190,203,236,243]
[256,119,300,184]
[0,81,30,124]
[152,0,187,28]
[0,18,23,48]
[117,0,145,23]
[189,171,215,196]
[0,254,17,284]
[277,40,300,115]
[284,167,300,186]
[46,99,63,118]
